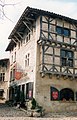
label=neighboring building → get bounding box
[6,7,77,112]
[0,58,9,103]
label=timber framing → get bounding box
[38,16,77,79]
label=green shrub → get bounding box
[31,98,36,109]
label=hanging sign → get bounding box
[15,71,22,80]
[51,87,59,100]
[52,91,58,100]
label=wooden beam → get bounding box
[23,17,34,25]
[40,36,77,48]
[12,38,17,44]
[72,23,77,30]
[14,35,21,43]
[23,21,32,32]
[17,32,23,40]
[25,17,35,21]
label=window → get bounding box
[25,55,27,67]
[56,26,62,35]
[27,53,30,66]
[26,82,33,100]
[10,68,15,81]
[0,73,5,81]
[25,53,30,67]
[13,69,15,80]
[10,71,12,81]
[14,52,16,62]
[0,90,4,98]
[60,88,74,101]
[50,87,59,101]
[26,31,31,43]
[56,26,70,37]
[61,49,73,67]
[11,55,13,64]
[50,87,74,101]
[64,28,70,36]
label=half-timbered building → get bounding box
[6,7,77,112]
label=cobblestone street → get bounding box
[0,103,28,117]
[0,103,77,120]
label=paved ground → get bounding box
[43,111,77,118]
[0,103,28,117]
[0,103,77,119]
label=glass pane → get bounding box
[56,26,62,35]
[62,58,67,66]
[67,51,73,58]
[68,60,73,67]
[61,50,66,57]
[63,28,70,37]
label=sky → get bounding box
[0,0,77,59]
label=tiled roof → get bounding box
[6,6,77,51]
[9,7,77,39]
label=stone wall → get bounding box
[35,73,77,112]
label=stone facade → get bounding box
[35,74,77,112]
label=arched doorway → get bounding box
[60,88,74,101]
